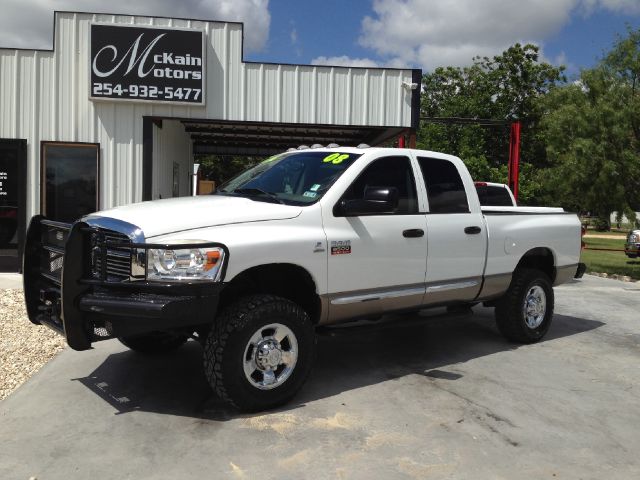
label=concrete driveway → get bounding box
[1,275,639,479]
[0,273,22,289]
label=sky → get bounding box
[1,0,639,77]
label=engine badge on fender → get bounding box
[331,240,351,255]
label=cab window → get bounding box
[476,185,514,206]
[339,156,418,215]
[418,157,470,214]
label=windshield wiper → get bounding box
[231,188,285,204]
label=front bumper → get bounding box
[23,216,225,351]
[625,243,640,257]
[73,284,223,346]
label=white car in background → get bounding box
[625,230,640,258]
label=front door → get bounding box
[0,139,27,272]
[322,155,428,321]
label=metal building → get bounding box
[0,11,421,271]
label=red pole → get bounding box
[508,121,521,201]
[398,135,406,148]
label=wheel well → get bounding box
[516,247,555,282]
[220,264,321,324]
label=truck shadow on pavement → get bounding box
[73,307,603,420]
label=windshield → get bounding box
[216,151,361,206]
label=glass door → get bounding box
[41,142,100,223]
[0,139,27,272]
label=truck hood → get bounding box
[87,195,302,238]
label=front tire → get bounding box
[203,294,316,412]
[495,268,554,343]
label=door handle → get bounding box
[403,229,424,238]
[464,226,482,234]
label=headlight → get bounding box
[146,242,226,282]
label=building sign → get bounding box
[90,24,205,105]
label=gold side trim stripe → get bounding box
[425,280,479,293]
[331,287,425,305]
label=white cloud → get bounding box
[311,55,381,68]
[0,0,271,52]
[537,47,562,66]
[290,26,303,57]
[538,47,581,74]
[359,0,640,70]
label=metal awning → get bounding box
[181,119,406,156]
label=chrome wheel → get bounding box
[523,285,546,329]
[243,323,298,390]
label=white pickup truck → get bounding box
[24,147,585,411]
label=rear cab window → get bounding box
[476,185,515,206]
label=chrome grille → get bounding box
[90,229,132,281]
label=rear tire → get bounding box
[118,331,189,354]
[203,294,315,412]
[495,268,554,343]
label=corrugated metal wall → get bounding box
[0,11,416,223]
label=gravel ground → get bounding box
[0,289,65,400]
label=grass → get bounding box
[581,236,640,280]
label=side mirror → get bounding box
[339,186,399,216]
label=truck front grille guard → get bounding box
[24,217,138,348]
[23,216,230,349]
[26,219,135,290]
[40,219,71,286]
[22,217,71,335]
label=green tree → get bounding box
[418,43,565,204]
[196,155,261,188]
[540,28,640,223]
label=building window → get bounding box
[41,142,100,223]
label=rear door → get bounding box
[322,154,427,321]
[416,156,488,303]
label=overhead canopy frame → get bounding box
[181,119,407,156]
